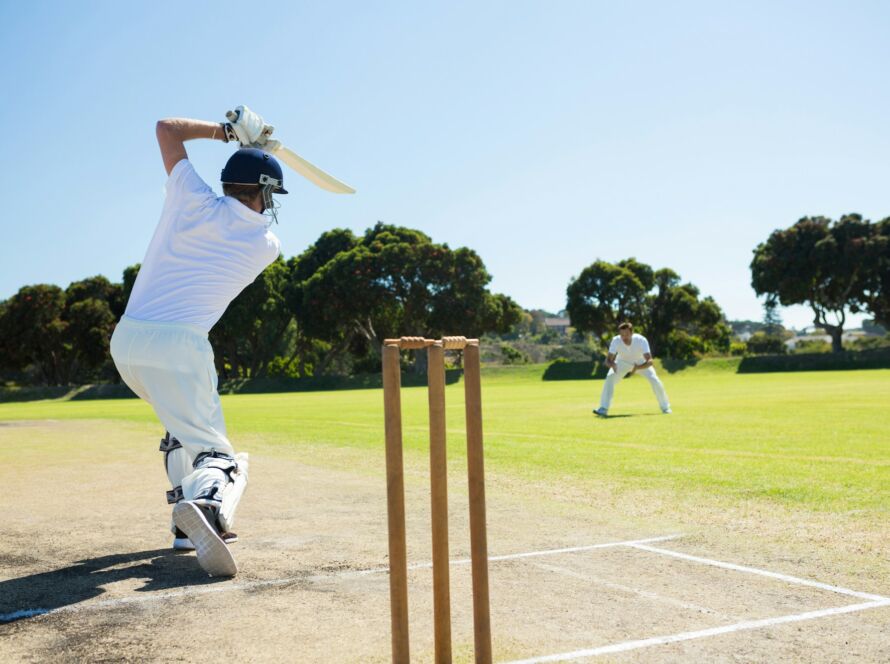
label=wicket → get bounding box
[382,336,492,664]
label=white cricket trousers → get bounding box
[110,315,235,471]
[599,360,670,412]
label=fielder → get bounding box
[110,106,285,577]
[594,322,671,417]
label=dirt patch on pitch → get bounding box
[1,421,888,663]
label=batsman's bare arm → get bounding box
[156,118,229,175]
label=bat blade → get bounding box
[273,145,355,194]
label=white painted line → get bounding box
[417,534,683,569]
[530,561,735,619]
[503,599,890,663]
[0,535,680,623]
[628,543,890,602]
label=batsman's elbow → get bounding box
[156,119,176,137]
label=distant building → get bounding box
[544,317,571,334]
[785,328,870,350]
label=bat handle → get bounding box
[226,110,238,122]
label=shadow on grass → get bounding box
[0,548,226,624]
[595,413,659,419]
[660,357,700,373]
[542,361,608,381]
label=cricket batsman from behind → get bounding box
[594,322,672,417]
[110,106,286,577]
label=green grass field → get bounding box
[2,363,888,517]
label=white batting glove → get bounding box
[258,138,281,153]
[225,105,274,146]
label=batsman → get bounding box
[110,105,344,577]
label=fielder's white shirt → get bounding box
[608,333,651,365]
[125,159,281,332]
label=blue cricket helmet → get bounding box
[220,148,288,194]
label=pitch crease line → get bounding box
[503,599,890,663]
[628,543,890,601]
[0,535,679,623]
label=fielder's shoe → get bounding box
[173,527,238,551]
[172,501,238,577]
[662,407,672,414]
[593,407,608,418]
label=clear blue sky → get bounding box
[2,1,887,329]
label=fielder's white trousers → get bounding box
[110,316,235,497]
[599,360,670,412]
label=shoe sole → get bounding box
[172,502,237,577]
[172,532,238,551]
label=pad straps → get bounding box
[166,486,183,504]
[159,432,183,453]
[161,433,185,503]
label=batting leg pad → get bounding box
[160,432,192,504]
[181,451,249,533]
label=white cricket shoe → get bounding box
[662,407,672,414]
[593,407,608,418]
[173,501,238,577]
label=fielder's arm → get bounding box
[631,353,654,373]
[605,352,617,371]
[156,118,229,175]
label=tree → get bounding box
[65,297,117,376]
[567,259,729,358]
[65,276,120,374]
[641,269,729,358]
[65,275,122,312]
[210,257,293,379]
[120,264,141,314]
[294,222,521,374]
[746,331,787,355]
[565,259,651,346]
[751,214,884,352]
[863,217,890,328]
[0,285,69,384]
[284,228,362,376]
[763,296,782,335]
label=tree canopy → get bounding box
[750,214,889,352]
[0,278,118,384]
[293,223,521,371]
[209,257,293,379]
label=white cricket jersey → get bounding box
[608,333,651,365]
[125,159,281,332]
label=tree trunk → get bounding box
[813,308,845,354]
[826,325,844,353]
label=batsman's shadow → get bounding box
[0,548,224,624]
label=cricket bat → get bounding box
[272,145,356,194]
